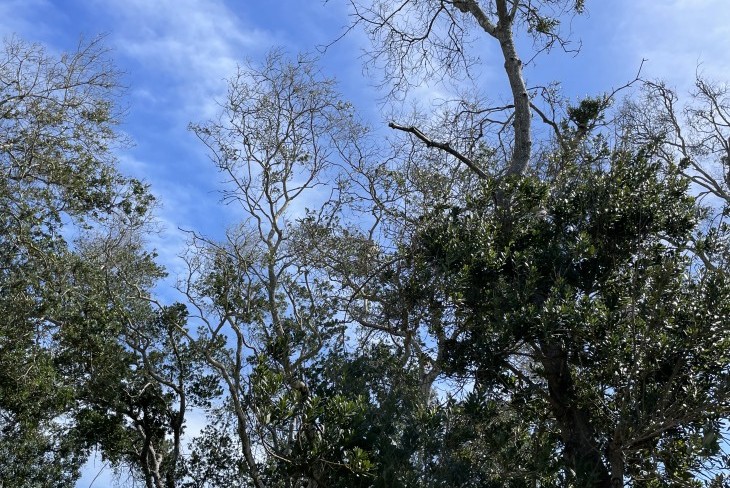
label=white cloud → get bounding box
[614,0,730,92]
[0,0,55,38]
[98,0,274,120]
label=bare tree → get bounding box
[183,49,368,487]
[346,0,586,177]
[622,78,730,205]
[619,76,730,271]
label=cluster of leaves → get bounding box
[412,149,730,485]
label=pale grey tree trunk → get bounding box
[454,0,532,176]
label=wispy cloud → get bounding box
[613,0,730,91]
[78,0,272,288]
[0,0,56,39]
[100,0,273,119]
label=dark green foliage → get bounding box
[0,36,176,486]
[411,150,730,485]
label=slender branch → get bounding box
[530,101,564,148]
[388,121,489,179]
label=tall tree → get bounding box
[0,35,184,487]
[332,2,730,486]
[185,50,375,487]
[412,147,730,485]
[349,0,586,176]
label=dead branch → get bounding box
[388,121,489,179]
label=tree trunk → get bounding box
[540,343,612,487]
[455,0,533,176]
[498,31,531,176]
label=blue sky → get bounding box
[2,0,730,486]
[4,0,730,285]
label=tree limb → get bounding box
[388,121,489,179]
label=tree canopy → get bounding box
[5,2,730,487]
